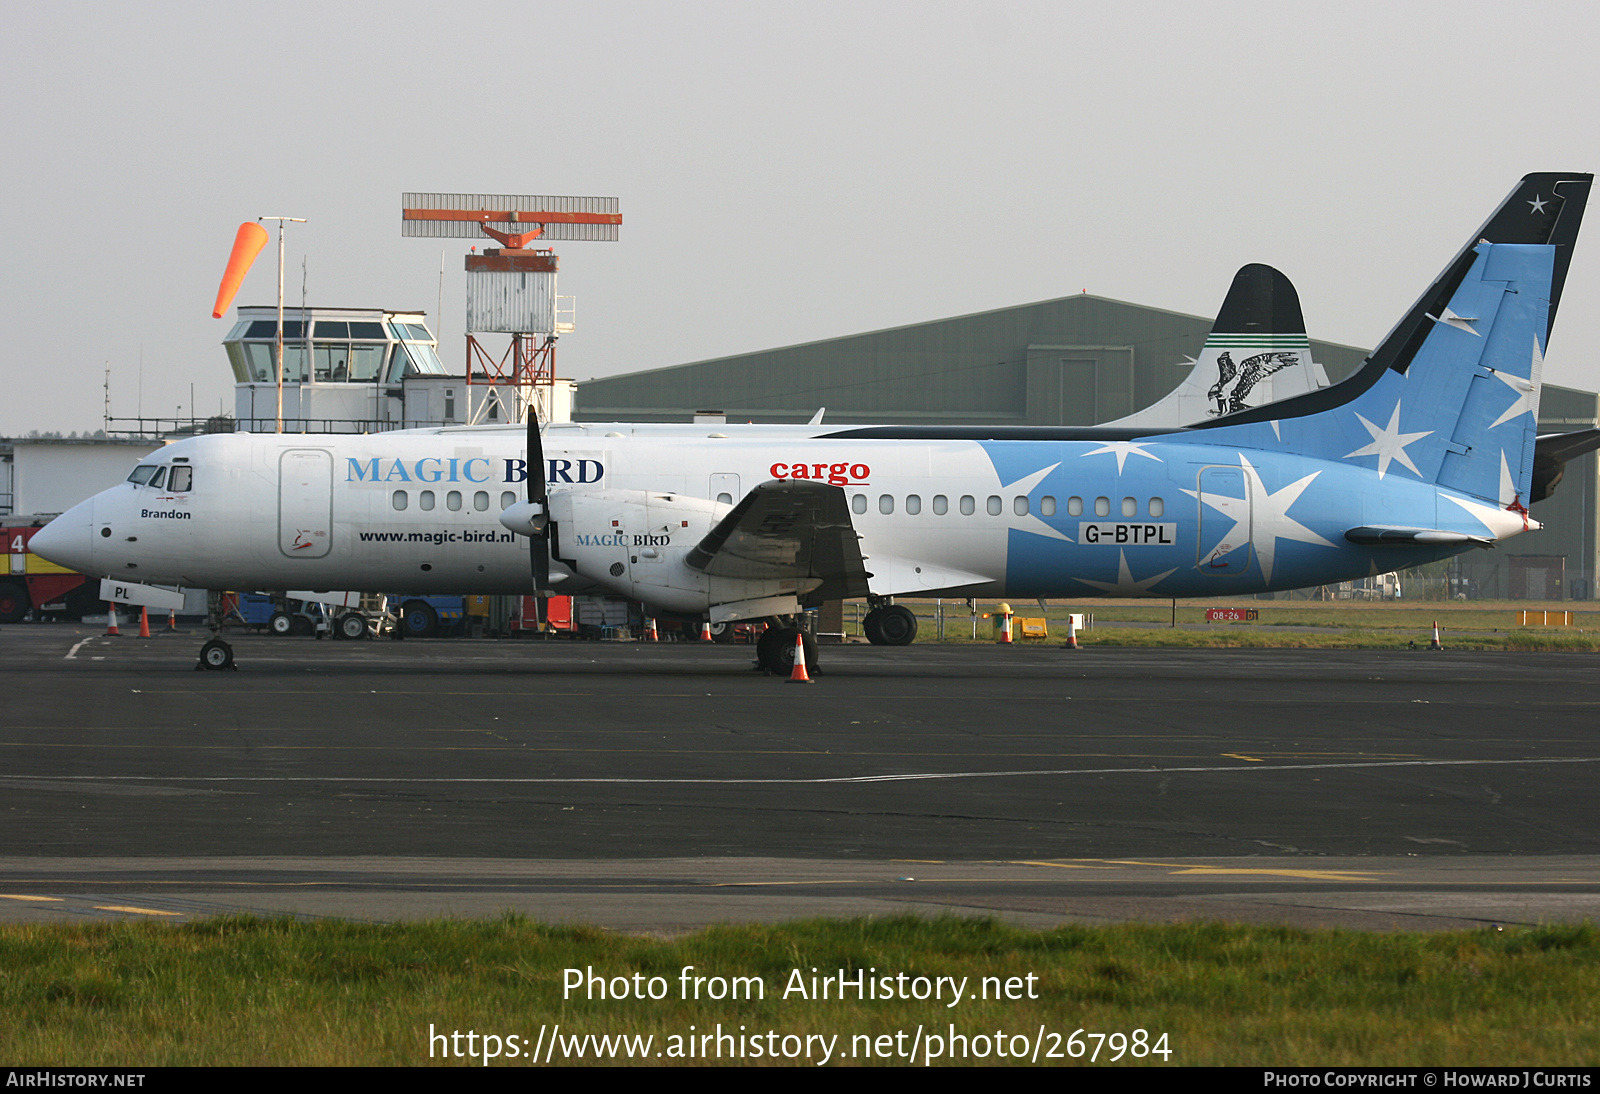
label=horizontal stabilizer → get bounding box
[1343,526,1493,547]
[1532,428,1600,502]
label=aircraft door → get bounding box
[278,449,333,559]
[1195,465,1252,575]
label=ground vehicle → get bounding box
[1,520,99,622]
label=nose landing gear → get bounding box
[194,590,237,671]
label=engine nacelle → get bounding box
[546,488,816,617]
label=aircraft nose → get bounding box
[29,501,96,573]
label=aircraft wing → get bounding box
[685,479,871,602]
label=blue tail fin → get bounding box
[1191,174,1591,506]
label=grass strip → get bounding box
[2,915,1598,1066]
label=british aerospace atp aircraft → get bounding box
[31,173,1594,673]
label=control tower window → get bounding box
[314,343,350,382]
[348,344,384,382]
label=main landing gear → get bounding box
[862,598,917,646]
[754,618,819,676]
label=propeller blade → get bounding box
[528,406,550,593]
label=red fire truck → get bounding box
[1,518,100,623]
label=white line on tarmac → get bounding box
[64,638,94,660]
[4,755,1599,786]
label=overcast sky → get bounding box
[4,0,1599,435]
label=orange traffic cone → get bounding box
[645,617,659,642]
[1428,620,1443,651]
[167,608,177,631]
[997,606,1013,644]
[105,603,120,636]
[787,633,813,683]
[700,620,714,642]
[1063,614,1080,650]
[138,606,152,638]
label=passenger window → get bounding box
[906,495,921,515]
[419,490,436,512]
[392,490,408,511]
[1013,496,1029,516]
[1040,495,1056,517]
[500,491,516,510]
[1150,497,1165,518]
[852,494,867,515]
[1095,497,1110,517]
[1122,497,1137,518]
[986,496,1002,516]
[879,494,894,515]
[447,490,463,512]
[474,491,489,511]
[168,466,192,492]
[960,495,975,515]
[1068,496,1083,517]
[932,495,948,515]
[147,467,168,491]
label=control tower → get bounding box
[223,306,466,431]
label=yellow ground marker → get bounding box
[93,905,182,917]
[0,894,62,902]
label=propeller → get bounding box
[527,405,550,626]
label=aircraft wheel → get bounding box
[761,627,818,675]
[403,601,439,638]
[268,611,294,637]
[337,612,368,640]
[198,639,234,670]
[875,604,919,646]
[862,609,885,645]
[709,621,737,644]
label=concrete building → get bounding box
[575,292,1599,599]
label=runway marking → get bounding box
[2,755,1598,785]
[92,905,182,917]
[1222,753,1264,762]
[0,894,62,902]
[1008,860,1120,870]
[64,639,94,661]
[1086,860,1385,882]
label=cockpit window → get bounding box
[147,467,168,491]
[127,465,159,486]
[168,466,193,492]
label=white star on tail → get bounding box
[1344,401,1431,479]
[1080,441,1162,474]
[1488,337,1544,428]
[1078,549,1177,597]
[1240,455,1336,585]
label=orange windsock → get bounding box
[211,222,269,318]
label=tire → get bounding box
[0,582,28,624]
[862,609,885,645]
[199,639,234,670]
[290,614,315,637]
[710,621,736,644]
[755,624,785,668]
[875,604,918,646]
[268,611,294,637]
[403,601,439,638]
[761,626,818,675]
[337,613,368,640]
